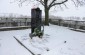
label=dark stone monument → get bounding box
[31,7,42,33]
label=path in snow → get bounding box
[0,29,32,55]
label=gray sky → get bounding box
[0,0,85,17]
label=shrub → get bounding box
[33,28,43,38]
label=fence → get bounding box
[0,18,31,27]
[49,19,85,30]
[0,18,85,30]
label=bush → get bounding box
[33,28,43,38]
[79,26,85,30]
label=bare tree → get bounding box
[14,0,85,25]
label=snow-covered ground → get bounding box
[0,24,85,55]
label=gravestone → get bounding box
[31,7,42,33]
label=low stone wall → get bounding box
[0,26,31,31]
[50,19,85,30]
[0,18,31,27]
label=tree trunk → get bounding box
[44,8,49,26]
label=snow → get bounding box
[0,29,32,55]
[0,24,85,55]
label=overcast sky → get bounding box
[0,0,85,17]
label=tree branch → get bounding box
[59,5,63,10]
[36,0,45,6]
[71,0,85,7]
[49,0,68,9]
[71,0,78,7]
[18,0,29,7]
[63,3,68,8]
[48,0,56,9]
[44,0,48,6]
[76,0,85,6]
